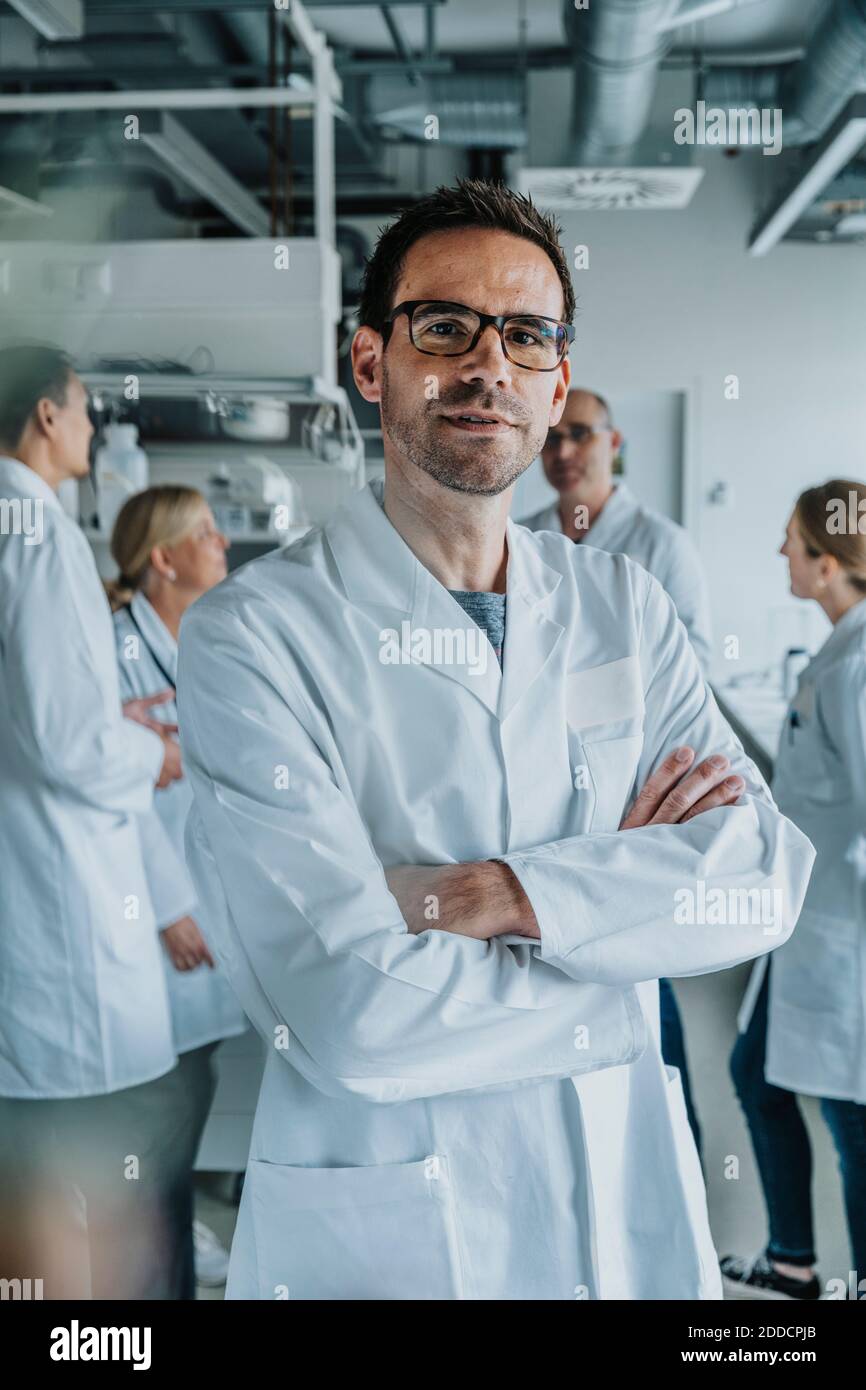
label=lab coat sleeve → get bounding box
[6,524,164,812]
[176,600,647,1105]
[500,573,815,986]
[659,529,713,675]
[136,806,199,930]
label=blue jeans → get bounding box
[730,962,866,1278]
[659,978,703,1163]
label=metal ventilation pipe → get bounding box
[564,0,674,165]
[702,0,866,146]
[779,0,866,143]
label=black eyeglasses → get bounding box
[382,300,574,372]
[545,422,610,448]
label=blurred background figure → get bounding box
[523,388,712,671]
[106,485,248,1292]
[722,479,866,1301]
[0,345,187,1298]
[523,384,711,1161]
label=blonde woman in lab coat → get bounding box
[722,479,866,1301]
[107,485,249,1291]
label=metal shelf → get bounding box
[80,371,365,485]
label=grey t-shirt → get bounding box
[449,589,506,668]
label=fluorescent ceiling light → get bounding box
[138,112,268,237]
[7,0,84,42]
[749,95,866,256]
[0,85,316,115]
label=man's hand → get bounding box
[122,689,184,788]
[620,745,745,829]
[155,734,183,789]
[386,748,745,944]
[160,915,215,971]
[385,862,539,942]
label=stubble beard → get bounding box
[380,361,546,497]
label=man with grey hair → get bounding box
[523,387,712,673]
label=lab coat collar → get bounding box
[130,590,179,685]
[581,482,635,549]
[814,595,866,667]
[526,500,562,534]
[0,455,65,513]
[326,480,564,720]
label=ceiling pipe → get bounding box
[702,0,866,146]
[564,0,866,167]
[564,0,674,165]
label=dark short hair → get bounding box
[358,179,576,335]
[0,345,73,451]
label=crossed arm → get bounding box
[386,746,746,941]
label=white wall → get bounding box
[525,68,866,678]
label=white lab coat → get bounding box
[113,593,248,1055]
[737,598,866,1103]
[177,478,813,1301]
[522,483,713,672]
[0,456,176,1098]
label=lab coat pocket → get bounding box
[247,1152,465,1300]
[581,733,644,833]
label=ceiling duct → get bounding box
[370,73,525,150]
[519,0,703,211]
[520,0,866,215]
[565,0,672,166]
[702,0,866,147]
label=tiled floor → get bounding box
[194,965,853,1299]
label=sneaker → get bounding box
[193,1219,230,1287]
[720,1251,819,1301]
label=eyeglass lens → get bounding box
[410,302,565,370]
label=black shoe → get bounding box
[720,1251,820,1301]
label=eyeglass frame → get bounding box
[381,299,576,372]
[545,422,612,448]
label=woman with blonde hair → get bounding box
[107,485,247,1295]
[722,479,866,1301]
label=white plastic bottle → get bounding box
[95,423,149,533]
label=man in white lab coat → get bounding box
[521,389,713,673]
[0,346,191,1298]
[178,181,814,1300]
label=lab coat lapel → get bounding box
[130,591,179,685]
[810,597,866,671]
[582,482,633,551]
[326,480,501,716]
[498,517,565,721]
